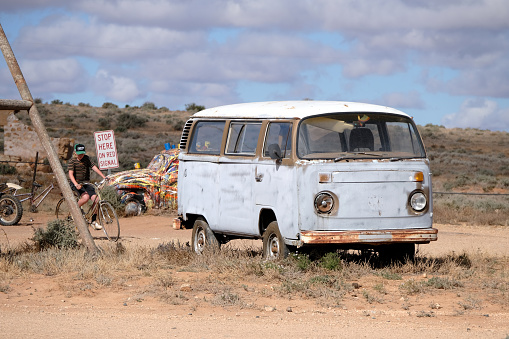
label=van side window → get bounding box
[226,122,262,155]
[189,121,224,155]
[264,122,293,158]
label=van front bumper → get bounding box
[300,228,438,245]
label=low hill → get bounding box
[1,103,508,225]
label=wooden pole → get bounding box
[0,23,99,254]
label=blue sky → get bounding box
[1,0,509,131]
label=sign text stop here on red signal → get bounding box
[94,130,119,170]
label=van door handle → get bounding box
[255,173,263,182]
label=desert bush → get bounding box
[51,99,63,105]
[99,185,124,215]
[173,120,185,131]
[32,219,79,250]
[98,117,112,130]
[319,252,342,271]
[115,112,148,131]
[185,103,205,112]
[291,253,312,271]
[102,102,118,109]
[0,163,17,175]
[142,102,157,110]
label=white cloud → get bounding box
[378,91,425,109]
[92,70,140,102]
[442,98,509,131]
[15,16,205,61]
[20,58,87,95]
[2,0,509,125]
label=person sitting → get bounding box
[68,143,106,230]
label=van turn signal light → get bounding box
[319,173,331,183]
[414,172,424,182]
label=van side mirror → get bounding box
[268,144,283,161]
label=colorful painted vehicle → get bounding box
[105,149,179,215]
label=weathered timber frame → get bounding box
[0,23,99,254]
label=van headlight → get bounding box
[314,192,335,214]
[410,191,427,212]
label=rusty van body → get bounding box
[177,101,437,260]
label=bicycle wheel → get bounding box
[55,198,74,222]
[0,194,23,226]
[98,201,120,241]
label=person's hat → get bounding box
[74,144,86,154]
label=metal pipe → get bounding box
[30,152,38,207]
[0,23,99,254]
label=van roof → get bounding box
[191,101,410,120]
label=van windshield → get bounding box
[297,113,425,160]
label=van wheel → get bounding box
[124,199,143,216]
[262,221,289,259]
[191,217,220,254]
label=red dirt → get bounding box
[1,211,508,338]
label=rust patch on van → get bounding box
[300,228,438,245]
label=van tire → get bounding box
[191,217,220,254]
[262,221,289,259]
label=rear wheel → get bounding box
[0,194,23,226]
[191,217,220,254]
[98,201,120,241]
[262,221,290,259]
[124,199,143,216]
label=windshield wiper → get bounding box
[334,152,381,162]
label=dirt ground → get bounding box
[1,211,508,338]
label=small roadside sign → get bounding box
[94,130,119,170]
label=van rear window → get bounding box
[188,121,225,155]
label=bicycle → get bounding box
[7,178,55,213]
[55,182,120,242]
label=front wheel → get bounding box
[191,217,220,254]
[0,194,23,226]
[55,198,73,222]
[262,221,290,259]
[98,201,120,242]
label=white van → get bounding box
[177,101,437,260]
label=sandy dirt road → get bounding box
[1,211,508,338]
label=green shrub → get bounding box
[291,253,312,271]
[102,102,118,109]
[185,103,205,112]
[32,219,79,250]
[98,117,112,129]
[319,252,342,271]
[99,185,124,215]
[142,102,157,110]
[115,112,148,131]
[0,163,17,175]
[173,120,185,131]
[51,99,63,105]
